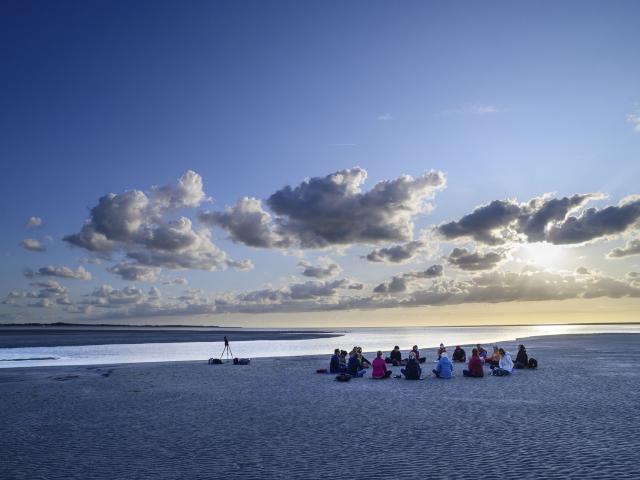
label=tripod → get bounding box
[220,336,233,361]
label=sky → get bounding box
[1,0,640,326]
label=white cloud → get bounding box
[20,238,46,252]
[26,216,42,228]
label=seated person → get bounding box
[476,344,488,359]
[372,351,392,378]
[452,346,466,363]
[401,352,422,380]
[514,344,528,369]
[329,348,342,373]
[463,348,484,377]
[411,345,426,363]
[356,347,372,368]
[491,348,513,376]
[339,350,348,369]
[389,345,402,366]
[437,343,446,359]
[432,352,453,379]
[347,351,367,377]
[485,346,501,367]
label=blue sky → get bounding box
[1,1,639,325]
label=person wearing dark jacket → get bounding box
[463,348,484,377]
[452,346,466,362]
[401,352,422,380]
[389,346,402,365]
[329,349,342,373]
[348,352,366,377]
[514,344,529,369]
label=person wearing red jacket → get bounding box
[463,348,484,378]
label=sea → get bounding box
[1,323,639,368]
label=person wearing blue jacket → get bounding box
[432,352,453,379]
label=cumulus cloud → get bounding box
[437,193,628,246]
[546,199,640,245]
[607,239,640,259]
[108,263,160,282]
[373,264,444,294]
[26,216,42,228]
[298,258,342,278]
[24,265,92,281]
[20,238,46,252]
[198,197,290,248]
[446,248,505,271]
[266,167,446,248]
[64,171,250,272]
[365,240,429,264]
[203,168,445,250]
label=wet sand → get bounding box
[1,333,639,479]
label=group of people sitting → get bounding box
[329,343,536,380]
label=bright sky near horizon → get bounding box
[1,1,640,326]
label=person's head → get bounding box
[349,350,356,357]
[499,348,506,356]
[440,352,448,359]
[519,344,526,351]
[340,350,347,356]
[412,345,418,350]
[334,348,340,355]
[472,348,479,357]
[493,346,499,353]
[357,346,362,354]
[393,345,400,351]
[455,345,461,350]
[376,350,382,358]
[409,351,416,360]
[477,344,482,350]
[440,343,444,348]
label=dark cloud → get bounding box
[446,248,504,271]
[298,259,341,278]
[438,193,609,245]
[546,199,640,245]
[24,265,92,281]
[607,238,640,259]
[20,238,46,252]
[266,167,446,248]
[373,264,443,294]
[108,263,160,282]
[365,240,426,264]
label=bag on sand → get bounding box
[316,368,328,374]
[335,373,352,382]
[528,358,538,369]
[233,358,250,365]
[208,358,223,364]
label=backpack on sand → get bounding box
[528,358,538,369]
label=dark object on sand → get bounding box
[418,357,426,364]
[528,358,538,369]
[233,358,250,365]
[208,358,223,364]
[335,373,351,382]
[316,368,328,373]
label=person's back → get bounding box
[329,350,341,373]
[348,354,360,375]
[372,351,391,378]
[434,353,453,379]
[465,351,484,377]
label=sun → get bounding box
[517,242,566,269]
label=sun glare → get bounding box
[517,242,566,269]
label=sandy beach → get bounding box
[2,333,639,479]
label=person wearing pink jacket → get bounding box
[372,351,392,379]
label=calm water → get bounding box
[1,324,639,368]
